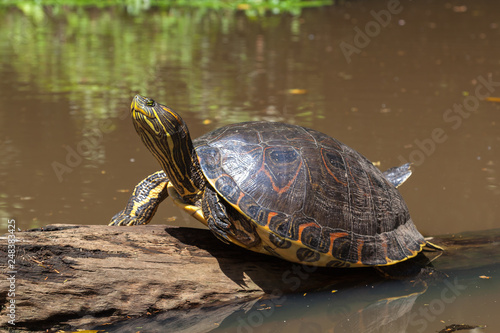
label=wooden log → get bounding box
[0,224,373,331]
[1,225,499,332]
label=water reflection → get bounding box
[92,260,500,333]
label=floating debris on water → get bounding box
[287,89,308,95]
[484,97,500,103]
[438,324,485,333]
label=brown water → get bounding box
[0,1,499,332]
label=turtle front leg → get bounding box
[202,187,261,248]
[109,171,169,226]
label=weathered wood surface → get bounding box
[0,225,499,332]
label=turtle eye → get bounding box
[146,99,155,107]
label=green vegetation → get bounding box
[0,0,333,16]
[0,1,331,127]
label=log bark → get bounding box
[0,225,499,332]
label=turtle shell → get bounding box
[195,121,425,266]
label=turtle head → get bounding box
[130,95,187,140]
[130,95,205,200]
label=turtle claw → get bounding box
[109,206,158,226]
[207,218,232,244]
[109,210,140,226]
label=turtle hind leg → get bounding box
[376,252,447,281]
[109,171,169,226]
[382,163,412,188]
[202,187,261,248]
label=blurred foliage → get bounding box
[0,0,334,16]
[0,1,331,131]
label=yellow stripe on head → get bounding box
[130,95,205,202]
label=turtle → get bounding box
[110,95,442,268]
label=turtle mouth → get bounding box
[130,95,156,119]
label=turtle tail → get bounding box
[423,240,444,252]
